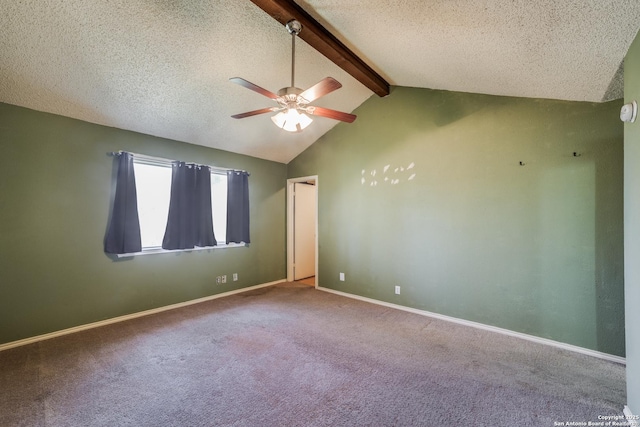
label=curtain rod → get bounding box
[107,151,248,175]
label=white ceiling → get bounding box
[2,1,640,164]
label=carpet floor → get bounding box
[0,282,626,426]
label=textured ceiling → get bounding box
[2,1,640,163]
[298,0,640,102]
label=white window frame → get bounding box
[116,153,245,258]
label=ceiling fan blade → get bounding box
[229,77,280,100]
[299,77,342,103]
[307,106,356,123]
[231,107,279,119]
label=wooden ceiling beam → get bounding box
[249,0,390,97]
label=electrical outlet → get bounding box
[221,275,227,284]
[216,276,221,284]
[233,273,238,281]
[395,286,401,295]
[339,272,345,281]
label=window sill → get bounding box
[116,242,248,258]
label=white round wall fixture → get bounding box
[620,100,637,123]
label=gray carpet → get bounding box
[0,282,626,426]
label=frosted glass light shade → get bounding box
[271,108,312,132]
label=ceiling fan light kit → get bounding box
[272,108,313,132]
[230,19,356,133]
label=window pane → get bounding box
[211,173,227,244]
[134,163,172,248]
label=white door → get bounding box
[293,182,316,280]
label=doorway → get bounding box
[287,176,318,287]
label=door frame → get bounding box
[287,175,319,287]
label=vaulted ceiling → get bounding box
[2,1,639,163]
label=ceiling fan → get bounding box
[230,19,356,133]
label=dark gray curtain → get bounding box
[104,152,142,254]
[226,170,250,244]
[162,162,216,250]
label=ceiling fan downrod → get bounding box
[286,20,302,89]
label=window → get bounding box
[211,172,227,244]
[134,162,172,248]
[133,160,228,251]
[104,150,249,256]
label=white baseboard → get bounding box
[624,406,639,426]
[3,280,625,366]
[0,279,286,352]
[317,286,626,365]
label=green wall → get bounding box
[0,102,286,345]
[288,87,625,356]
[625,31,640,414]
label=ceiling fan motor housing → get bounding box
[277,87,309,105]
[277,87,308,111]
[277,87,303,97]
